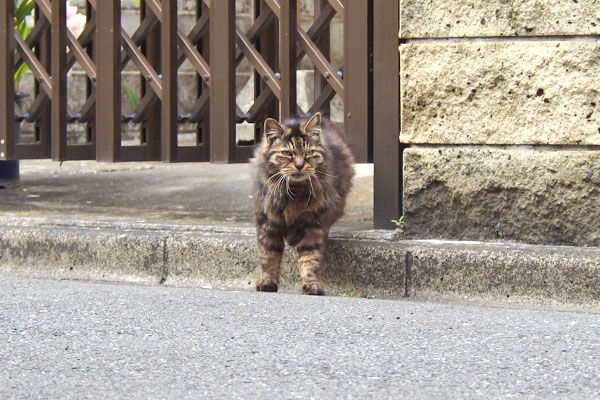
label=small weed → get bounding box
[391,216,404,232]
[339,291,370,299]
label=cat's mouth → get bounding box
[290,172,306,180]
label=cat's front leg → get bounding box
[296,227,325,295]
[256,222,285,292]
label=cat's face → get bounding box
[262,113,325,182]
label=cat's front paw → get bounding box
[256,279,279,292]
[301,281,325,296]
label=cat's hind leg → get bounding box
[256,223,284,292]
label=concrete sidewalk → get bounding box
[1,160,599,312]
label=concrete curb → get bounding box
[1,217,598,311]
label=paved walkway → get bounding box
[1,160,374,231]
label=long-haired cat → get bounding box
[252,112,354,295]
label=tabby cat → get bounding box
[252,112,354,295]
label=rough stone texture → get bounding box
[165,233,258,290]
[400,0,600,38]
[165,233,406,297]
[400,41,600,145]
[403,148,600,246]
[0,226,165,284]
[408,241,600,308]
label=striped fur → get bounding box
[252,113,354,295]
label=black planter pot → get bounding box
[0,93,28,188]
[0,160,19,188]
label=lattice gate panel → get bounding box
[2,0,374,163]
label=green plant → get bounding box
[391,216,404,232]
[122,78,139,111]
[14,0,141,111]
[339,291,369,299]
[14,0,35,90]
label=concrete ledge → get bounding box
[409,240,600,308]
[0,217,598,311]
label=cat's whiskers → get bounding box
[307,175,315,204]
[316,169,339,177]
[263,172,284,197]
[275,174,287,198]
[285,175,296,200]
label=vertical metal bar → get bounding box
[313,0,330,117]
[51,0,67,160]
[279,0,297,120]
[373,0,401,229]
[142,1,161,160]
[197,0,210,159]
[255,0,278,140]
[161,0,178,161]
[39,7,52,157]
[209,0,235,163]
[96,0,121,161]
[251,0,279,134]
[0,0,14,159]
[85,1,95,150]
[343,0,370,163]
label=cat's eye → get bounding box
[281,150,292,157]
[307,150,317,157]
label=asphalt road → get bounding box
[1,275,599,399]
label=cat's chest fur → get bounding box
[281,199,319,226]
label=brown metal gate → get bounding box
[0,0,400,228]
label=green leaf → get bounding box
[15,0,35,27]
[122,77,139,110]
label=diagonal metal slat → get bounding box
[327,0,344,16]
[121,30,163,99]
[235,26,281,99]
[189,91,209,123]
[177,29,210,83]
[145,0,163,23]
[34,0,52,21]
[296,26,343,97]
[234,7,275,66]
[296,2,336,62]
[14,32,52,97]
[14,16,49,69]
[130,90,159,123]
[308,83,336,115]
[262,0,281,19]
[120,13,159,69]
[66,29,96,80]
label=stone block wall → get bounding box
[400,1,600,246]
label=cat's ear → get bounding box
[301,112,322,137]
[263,118,285,145]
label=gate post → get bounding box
[0,0,15,160]
[209,0,236,163]
[51,0,67,161]
[372,0,401,229]
[343,0,370,163]
[279,0,297,120]
[96,0,122,162]
[161,0,178,162]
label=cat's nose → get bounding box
[295,160,305,170]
